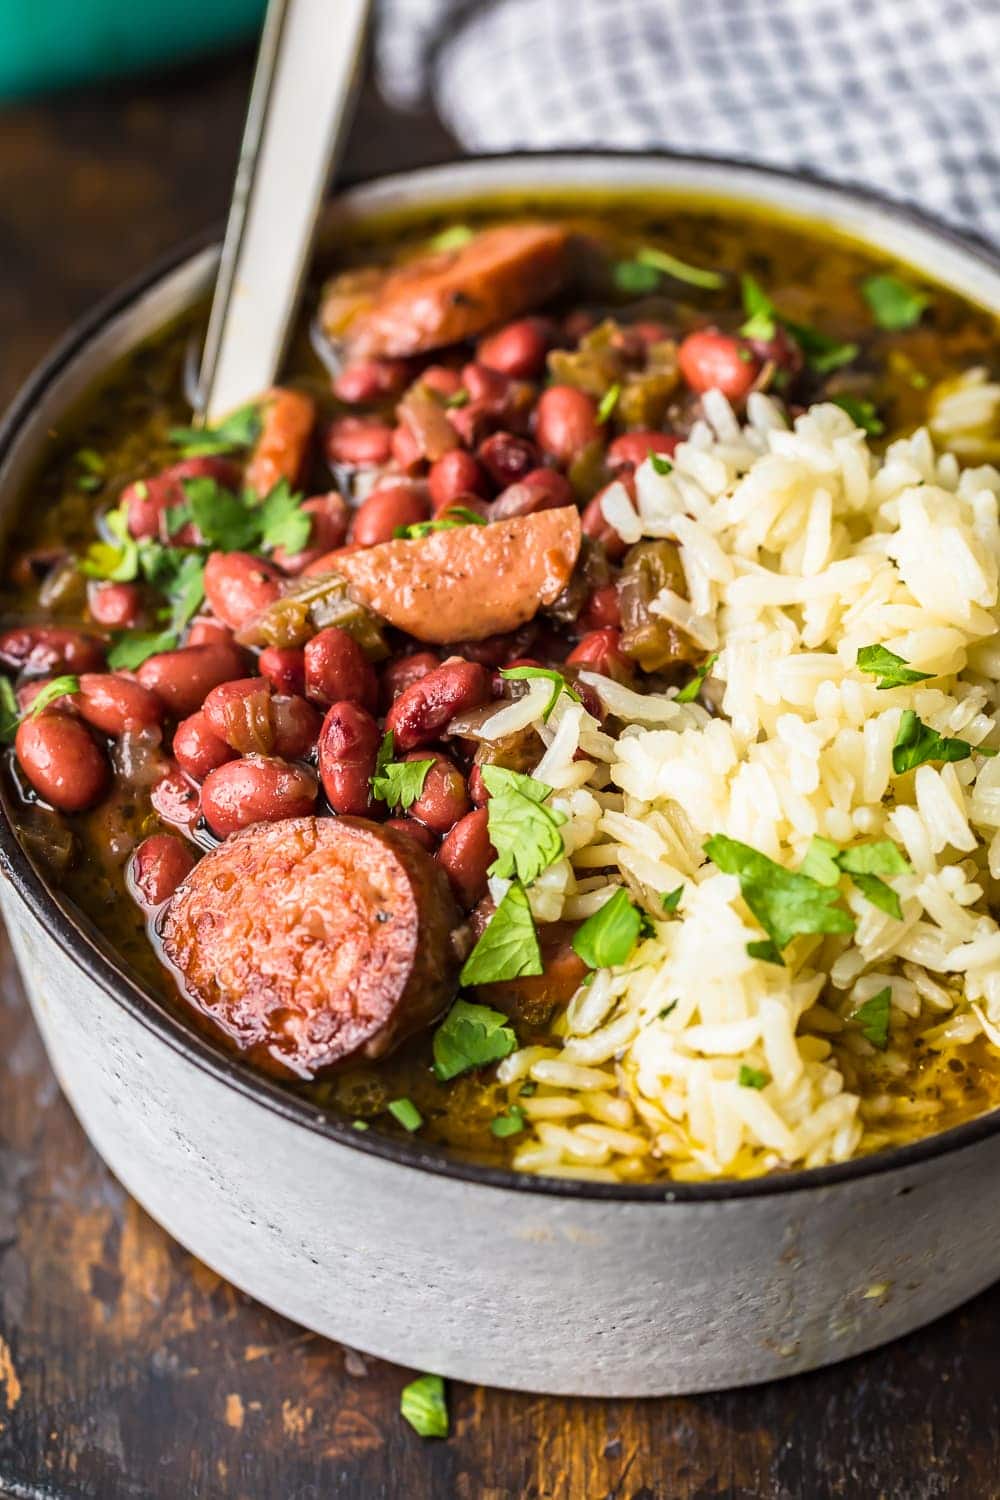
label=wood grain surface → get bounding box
[1,48,999,1500]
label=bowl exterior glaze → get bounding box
[2,155,1000,1396]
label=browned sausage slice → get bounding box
[322,224,571,359]
[245,387,316,498]
[159,816,461,1079]
[331,507,582,643]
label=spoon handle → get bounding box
[199,0,369,423]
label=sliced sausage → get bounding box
[325,223,571,359]
[244,387,316,497]
[331,506,582,644]
[159,816,461,1078]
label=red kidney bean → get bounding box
[462,363,510,405]
[88,580,142,628]
[349,483,430,546]
[201,755,318,838]
[746,323,804,378]
[76,673,164,735]
[677,329,760,399]
[581,486,631,561]
[476,431,541,488]
[380,651,440,710]
[127,833,197,911]
[203,677,274,755]
[566,627,633,683]
[333,358,410,404]
[437,806,495,908]
[563,309,596,344]
[317,701,380,816]
[303,626,378,712]
[271,694,322,760]
[203,551,282,633]
[607,431,679,470]
[477,316,552,379]
[186,616,235,649]
[384,816,437,852]
[173,711,235,781]
[468,763,488,806]
[580,583,622,631]
[428,449,488,512]
[390,423,423,472]
[0,626,105,676]
[258,646,306,696]
[16,679,61,714]
[420,365,464,399]
[302,543,364,577]
[14,712,109,812]
[123,457,240,542]
[326,416,394,468]
[385,659,492,751]
[489,466,574,520]
[272,492,349,574]
[138,643,246,720]
[535,385,601,463]
[632,319,672,347]
[150,764,202,830]
[407,750,470,835]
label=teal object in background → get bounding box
[0,0,266,100]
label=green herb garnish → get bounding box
[370,732,434,811]
[739,275,858,372]
[79,505,140,582]
[831,396,885,437]
[704,833,855,961]
[432,996,520,1078]
[675,653,718,704]
[856,645,933,690]
[572,886,646,970]
[428,224,475,252]
[29,675,80,717]
[801,835,910,922]
[861,274,930,332]
[168,402,261,457]
[499,665,581,722]
[400,1373,449,1438]
[394,505,486,540]
[635,246,725,290]
[490,1105,526,1138]
[387,1098,423,1133]
[481,765,566,887]
[661,885,684,914]
[738,1065,769,1090]
[850,986,892,1050]
[458,883,543,990]
[892,709,996,774]
[597,383,621,423]
[106,628,178,670]
[649,452,673,476]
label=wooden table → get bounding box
[1,49,999,1500]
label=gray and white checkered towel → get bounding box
[375,0,1000,239]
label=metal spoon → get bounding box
[198,0,370,423]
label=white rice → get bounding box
[495,391,1000,1182]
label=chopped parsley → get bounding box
[850,986,892,1050]
[432,997,520,1078]
[597,383,621,424]
[387,1098,423,1132]
[106,628,178,670]
[892,709,996,774]
[490,1105,526,1138]
[861,274,930,332]
[74,448,106,491]
[614,245,725,293]
[481,765,566,886]
[394,505,485,540]
[704,833,855,962]
[445,388,470,409]
[739,275,858,373]
[675,653,718,704]
[428,224,475,252]
[0,678,19,742]
[79,505,140,583]
[738,1065,769,1090]
[458,883,543,989]
[400,1373,449,1438]
[499,665,580,722]
[29,675,80,717]
[856,645,933,690]
[661,885,684,914]
[649,452,673,476]
[572,886,646,970]
[831,396,885,437]
[801,835,910,922]
[167,401,261,457]
[370,731,434,811]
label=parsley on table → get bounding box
[28,675,80,717]
[400,1373,449,1438]
[661,885,684,914]
[861,274,930,332]
[458,883,544,990]
[675,653,718,704]
[831,396,885,437]
[394,505,486,540]
[499,665,581,722]
[856,645,932,690]
[387,1098,423,1132]
[370,731,434,811]
[490,1105,526,1138]
[482,765,566,887]
[850,986,892,1050]
[572,886,646,970]
[597,383,621,424]
[801,835,910,922]
[704,833,855,962]
[738,1065,769,1089]
[892,709,996,774]
[739,275,858,373]
[432,996,520,1078]
[167,402,261,457]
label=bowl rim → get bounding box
[3,146,1000,1205]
